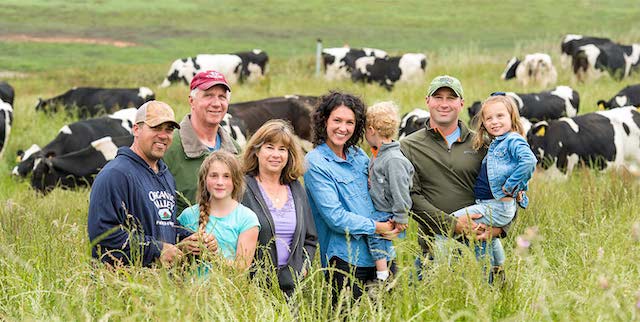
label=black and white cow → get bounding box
[35,87,154,118]
[0,82,14,158]
[501,53,557,88]
[31,135,134,194]
[398,108,430,139]
[560,34,613,68]
[597,84,640,109]
[468,86,580,123]
[527,107,640,176]
[228,95,318,146]
[351,53,427,90]
[322,47,388,80]
[12,109,135,178]
[572,42,640,81]
[220,113,248,148]
[0,81,15,105]
[160,50,269,87]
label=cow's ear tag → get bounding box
[535,127,546,137]
[598,103,605,110]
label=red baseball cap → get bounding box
[190,70,231,92]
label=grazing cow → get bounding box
[322,47,388,80]
[31,135,134,194]
[572,42,640,81]
[501,53,558,88]
[398,108,430,139]
[597,84,640,109]
[228,95,318,144]
[12,110,135,178]
[160,50,269,87]
[527,107,640,176]
[468,86,580,123]
[0,81,15,105]
[560,34,613,68]
[352,53,427,90]
[35,87,154,118]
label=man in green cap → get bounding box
[400,75,511,279]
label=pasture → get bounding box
[1,1,640,320]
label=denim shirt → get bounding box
[486,132,537,208]
[304,143,387,268]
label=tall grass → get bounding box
[2,1,640,320]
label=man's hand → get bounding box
[454,213,482,235]
[160,242,183,266]
[475,225,503,241]
[394,222,409,232]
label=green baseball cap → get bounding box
[426,75,464,98]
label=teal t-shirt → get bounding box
[178,203,261,260]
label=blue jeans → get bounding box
[366,234,396,261]
[452,198,516,266]
[413,235,505,281]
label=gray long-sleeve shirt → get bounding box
[369,141,415,224]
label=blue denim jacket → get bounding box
[304,143,390,267]
[486,132,537,208]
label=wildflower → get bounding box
[597,275,609,290]
[516,236,530,249]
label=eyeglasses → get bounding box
[490,91,506,96]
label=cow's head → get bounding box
[35,98,49,112]
[501,57,520,80]
[399,109,430,139]
[160,57,195,87]
[12,144,43,177]
[526,121,555,169]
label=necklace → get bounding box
[257,175,286,207]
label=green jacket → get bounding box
[400,119,512,253]
[163,114,241,214]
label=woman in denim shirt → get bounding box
[452,95,536,267]
[303,91,396,302]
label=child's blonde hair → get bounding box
[366,101,400,139]
[472,95,526,150]
[196,151,245,228]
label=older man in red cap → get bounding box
[164,70,242,213]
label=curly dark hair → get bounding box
[311,90,366,152]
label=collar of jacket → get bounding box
[492,132,513,142]
[317,143,359,163]
[424,117,473,142]
[178,114,239,158]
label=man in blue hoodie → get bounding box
[88,100,213,267]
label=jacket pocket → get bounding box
[335,175,365,200]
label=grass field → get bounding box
[1,1,640,320]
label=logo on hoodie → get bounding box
[148,190,176,221]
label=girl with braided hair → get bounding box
[178,151,260,270]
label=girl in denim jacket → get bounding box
[452,95,536,267]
